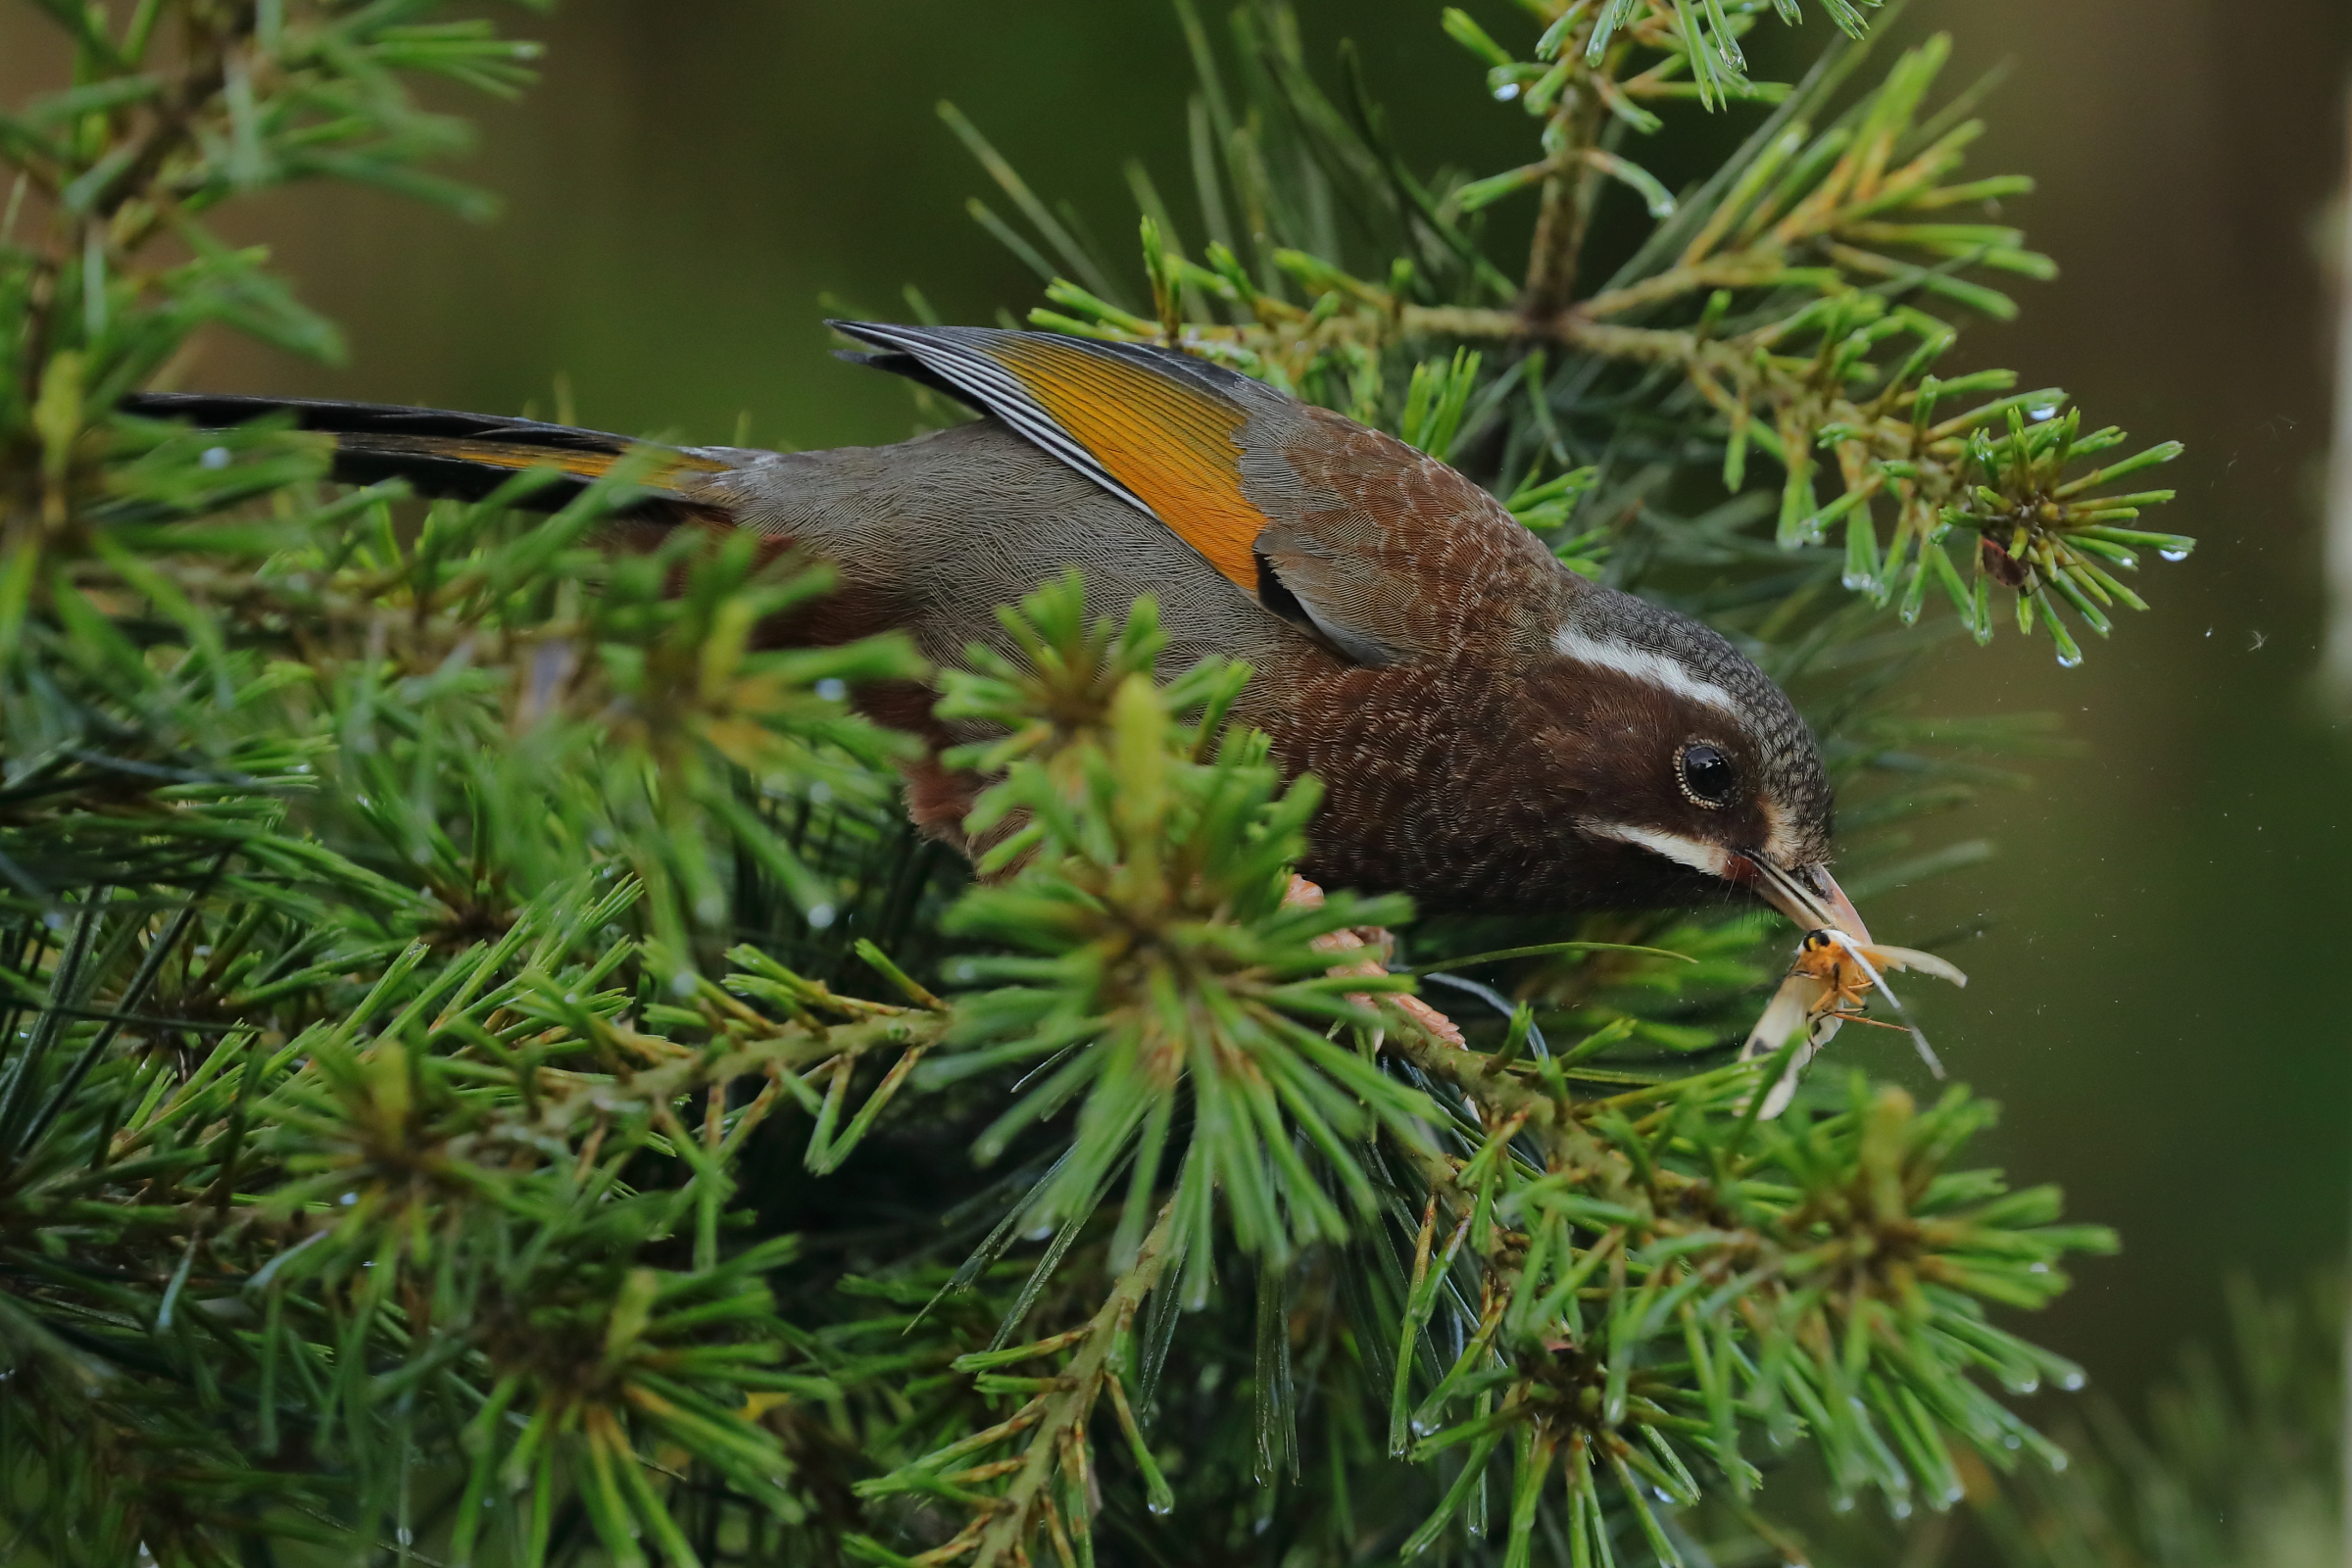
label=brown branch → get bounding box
[966,1202,1179,1568]
[1574,258,1818,321]
[1517,24,1612,326]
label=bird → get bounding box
[126,321,1869,940]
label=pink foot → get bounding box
[1286,876,1466,1048]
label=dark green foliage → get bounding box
[1792,1276,2342,1568]
[0,2,2183,1565]
[933,578,1433,1271]
[1969,1278,2340,1568]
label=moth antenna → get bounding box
[1908,1027,1947,1080]
[1817,928,1903,1013]
[1817,929,1946,1079]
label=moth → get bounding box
[1740,928,1967,1118]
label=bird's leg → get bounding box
[1285,875,1467,1049]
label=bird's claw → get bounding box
[1286,875,1466,1049]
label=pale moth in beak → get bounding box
[1739,859,1967,1118]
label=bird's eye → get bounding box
[1676,741,1739,808]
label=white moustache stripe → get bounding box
[1581,821,1731,879]
[1759,798,1799,871]
[1551,628,1741,716]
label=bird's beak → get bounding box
[1739,854,1872,945]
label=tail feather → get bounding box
[122,392,731,511]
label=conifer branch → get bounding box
[1007,10,2190,664]
[0,0,2174,1560]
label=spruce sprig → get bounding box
[972,10,2189,663]
[833,618,2111,1567]
[0,0,2168,1562]
[932,575,1433,1272]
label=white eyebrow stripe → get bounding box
[1551,627,1742,716]
[1580,821,1731,879]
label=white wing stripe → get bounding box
[860,326,1160,519]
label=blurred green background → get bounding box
[8,0,2351,1428]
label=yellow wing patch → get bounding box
[988,337,1266,592]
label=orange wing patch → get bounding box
[988,337,1265,592]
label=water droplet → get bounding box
[2159,547,2190,562]
[1889,1498,1913,1520]
[807,902,836,930]
[1493,82,1521,101]
[2055,646,2082,669]
[340,1191,358,1205]
[2017,1377,2039,1395]
[670,970,699,998]
[2028,406,2057,421]
[1147,1494,1175,1517]
[808,780,832,806]
[2002,1434,2022,1450]
[815,678,848,702]
[200,445,232,470]
[2047,1449,2069,1472]
[2061,1371,2084,1391]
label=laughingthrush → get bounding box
[130,321,1871,938]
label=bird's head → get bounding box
[1525,589,1869,940]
